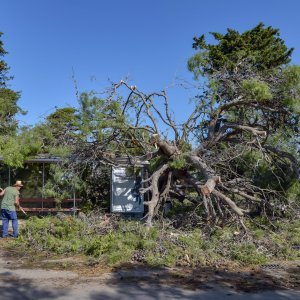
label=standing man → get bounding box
[0,180,23,238]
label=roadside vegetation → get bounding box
[5,211,299,268]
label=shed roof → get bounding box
[0,155,149,165]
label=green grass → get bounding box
[7,216,300,267]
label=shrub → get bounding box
[9,215,299,267]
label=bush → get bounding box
[229,243,267,265]
[10,215,300,267]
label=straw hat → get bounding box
[13,180,24,187]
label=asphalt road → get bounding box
[0,247,299,299]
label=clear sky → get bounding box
[1,0,300,126]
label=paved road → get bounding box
[0,251,299,299]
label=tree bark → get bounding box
[212,190,244,216]
[145,164,169,227]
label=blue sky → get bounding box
[1,0,300,126]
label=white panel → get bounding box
[111,166,144,213]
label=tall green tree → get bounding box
[0,32,26,166]
[0,32,24,136]
[188,23,299,213]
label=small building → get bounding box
[0,155,148,216]
[0,155,80,215]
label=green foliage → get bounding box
[241,79,272,102]
[85,232,137,264]
[46,107,79,140]
[42,164,81,203]
[187,51,209,79]
[276,220,300,246]
[0,132,41,167]
[169,155,187,170]
[0,32,28,167]
[177,140,192,153]
[188,23,299,166]
[207,228,269,265]
[279,65,300,114]
[189,23,293,76]
[229,243,267,264]
[0,32,10,85]
[148,156,166,173]
[0,32,25,138]
[8,217,298,267]
[0,88,23,135]
[269,232,298,260]
[165,199,196,218]
[252,229,265,240]
[0,137,27,167]
[287,180,300,202]
[78,92,124,142]
[17,217,85,254]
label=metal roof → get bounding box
[0,155,149,165]
[114,156,149,166]
[0,155,62,164]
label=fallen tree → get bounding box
[45,24,299,228]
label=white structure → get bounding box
[111,157,148,214]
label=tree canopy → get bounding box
[0,32,27,166]
[188,23,293,76]
[0,32,24,137]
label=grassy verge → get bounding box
[5,214,300,268]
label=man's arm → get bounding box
[0,188,5,196]
[14,196,20,208]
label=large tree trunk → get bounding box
[188,154,221,196]
[144,164,169,227]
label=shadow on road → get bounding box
[87,265,300,299]
[0,270,68,299]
